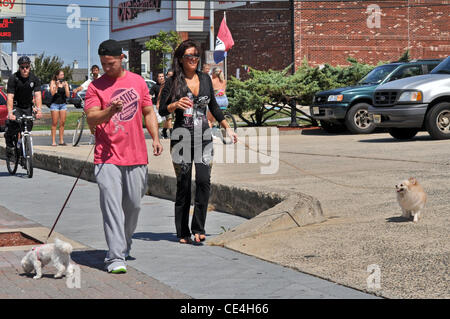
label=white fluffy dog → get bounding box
[21,238,75,279]
[396,177,427,222]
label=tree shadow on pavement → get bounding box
[71,249,107,271]
[132,232,179,243]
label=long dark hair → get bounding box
[52,69,64,82]
[169,39,202,101]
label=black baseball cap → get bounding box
[98,39,127,58]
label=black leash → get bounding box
[46,144,95,242]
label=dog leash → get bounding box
[46,143,95,243]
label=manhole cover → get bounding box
[0,232,43,247]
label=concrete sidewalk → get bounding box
[4,128,448,299]
[0,162,374,299]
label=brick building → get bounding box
[109,1,449,79]
[216,0,449,78]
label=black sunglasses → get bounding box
[183,54,200,61]
[20,65,30,70]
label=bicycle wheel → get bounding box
[72,114,85,146]
[23,135,33,178]
[219,111,237,144]
[5,140,19,175]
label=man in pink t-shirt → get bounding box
[85,39,163,274]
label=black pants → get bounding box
[4,108,33,147]
[171,141,213,238]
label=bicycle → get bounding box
[5,115,35,178]
[212,108,237,144]
[72,92,94,147]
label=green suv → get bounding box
[310,60,441,134]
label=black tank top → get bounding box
[52,85,66,104]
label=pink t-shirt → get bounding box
[84,71,152,165]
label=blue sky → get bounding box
[2,0,110,69]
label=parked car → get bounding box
[145,79,156,91]
[41,83,83,109]
[68,84,83,108]
[0,88,7,131]
[310,59,441,134]
[41,84,52,107]
[369,56,450,140]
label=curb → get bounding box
[0,145,325,240]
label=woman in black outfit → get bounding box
[159,40,238,244]
[49,69,70,146]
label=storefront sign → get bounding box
[0,18,24,42]
[111,0,173,33]
[118,0,162,22]
[0,0,26,17]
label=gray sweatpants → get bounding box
[95,163,148,271]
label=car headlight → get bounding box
[327,94,344,102]
[398,91,423,102]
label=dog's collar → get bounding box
[32,246,42,261]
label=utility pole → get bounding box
[80,17,98,79]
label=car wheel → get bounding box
[387,128,419,140]
[345,103,376,134]
[425,102,450,140]
[320,120,347,133]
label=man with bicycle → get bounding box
[73,64,100,95]
[5,56,43,150]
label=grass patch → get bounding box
[33,111,83,131]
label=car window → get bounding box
[358,65,398,84]
[427,63,440,73]
[389,65,422,81]
[0,93,6,105]
[430,57,450,74]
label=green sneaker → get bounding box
[109,265,127,274]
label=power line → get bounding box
[5,1,450,11]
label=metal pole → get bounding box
[288,0,298,127]
[210,0,215,50]
[89,19,92,75]
[290,0,295,75]
[224,11,227,79]
[80,17,98,78]
[11,42,17,74]
[289,98,299,127]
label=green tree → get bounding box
[145,31,182,73]
[397,49,410,62]
[32,53,73,85]
[227,58,377,126]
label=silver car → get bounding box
[369,56,450,140]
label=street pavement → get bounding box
[0,130,450,298]
[0,160,374,299]
[2,127,448,299]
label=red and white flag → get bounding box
[214,17,234,64]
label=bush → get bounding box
[227,58,377,126]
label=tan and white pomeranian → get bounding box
[395,177,427,222]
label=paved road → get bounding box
[0,162,375,299]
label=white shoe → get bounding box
[109,265,127,274]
